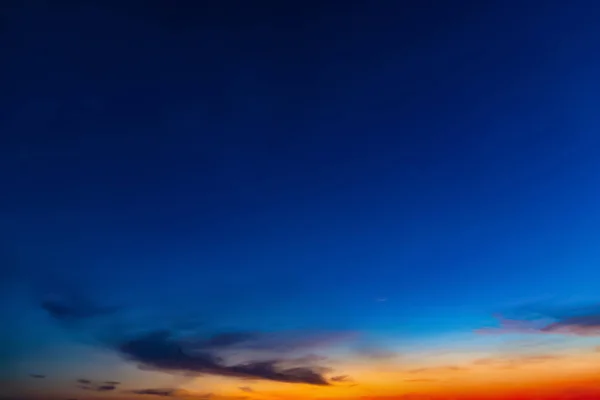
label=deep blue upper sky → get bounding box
[2,0,600,358]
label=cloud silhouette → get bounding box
[105,380,121,385]
[238,387,253,393]
[190,330,357,354]
[77,381,117,392]
[200,332,257,348]
[36,289,356,386]
[42,298,118,322]
[96,385,117,392]
[117,330,331,385]
[29,374,45,378]
[330,375,352,383]
[130,388,181,397]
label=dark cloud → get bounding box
[105,381,121,385]
[77,382,117,392]
[130,388,179,397]
[96,385,117,392]
[191,330,356,355]
[29,374,45,378]
[42,298,118,322]
[238,387,253,393]
[200,332,256,348]
[330,375,352,383]
[117,330,331,385]
[478,303,600,336]
[37,277,120,325]
[36,290,355,386]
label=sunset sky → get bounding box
[2,1,600,399]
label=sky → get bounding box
[2,0,600,399]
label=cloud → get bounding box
[130,388,181,397]
[190,330,357,355]
[238,387,253,393]
[198,333,257,348]
[330,375,352,383]
[29,374,45,378]
[354,345,397,361]
[37,289,357,386]
[128,391,249,400]
[96,385,117,392]
[42,298,118,322]
[117,330,332,385]
[472,354,562,369]
[407,366,467,375]
[540,314,600,335]
[105,380,121,385]
[478,303,600,336]
[77,381,117,392]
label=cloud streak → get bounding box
[41,298,118,322]
[39,287,359,386]
[472,354,563,369]
[118,330,332,385]
[76,379,117,392]
[478,303,600,336]
[330,375,352,383]
[130,388,182,397]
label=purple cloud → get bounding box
[478,303,600,336]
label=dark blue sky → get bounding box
[3,3,600,391]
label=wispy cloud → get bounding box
[478,303,600,336]
[238,387,253,393]
[330,375,352,383]
[118,330,332,385]
[41,297,118,322]
[472,354,562,369]
[96,385,117,392]
[77,380,117,392]
[130,388,183,397]
[354,344,398,361]
[29,374,45,379]
[40,288,359,386]
[406,366,468,375]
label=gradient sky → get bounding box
[3,1,600,400]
